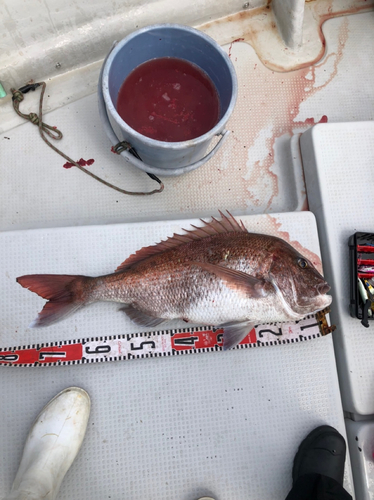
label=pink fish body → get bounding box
[17,213,332,349]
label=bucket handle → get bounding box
[99,43,230,177]
[113,130,229,178]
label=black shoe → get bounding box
[292,425,346,485]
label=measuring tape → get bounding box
[0,310,333,367]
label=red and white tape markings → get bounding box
[0,313,330,367]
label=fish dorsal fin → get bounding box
[115,211,247,272]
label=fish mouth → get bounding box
[304,293,332,315]
[318,282,331,294]
[317,292,332,307]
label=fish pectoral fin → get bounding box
[120,305,166,328]
[192,262,269,298]
[220,321,256,351]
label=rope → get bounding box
[11,82,164,196]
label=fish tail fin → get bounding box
[16,274,93,327]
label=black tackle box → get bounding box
[349,232,374,327]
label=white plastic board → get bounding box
[0,212,353,499]
[300,121,374,416]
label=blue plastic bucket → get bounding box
[100,24,237,176]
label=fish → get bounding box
[16,212,332,350]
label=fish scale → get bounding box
[93,235,279,323]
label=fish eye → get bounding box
[298,258,308,269]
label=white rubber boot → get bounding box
[5,387,91,500]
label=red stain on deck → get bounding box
[206,18,346,212]
[304,115,328,125]
[228,37,245,58]
[171,8,356,213]
[63,158,95,169]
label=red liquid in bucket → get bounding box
[116,57,220,143]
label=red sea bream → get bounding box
[17,212,332,349]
